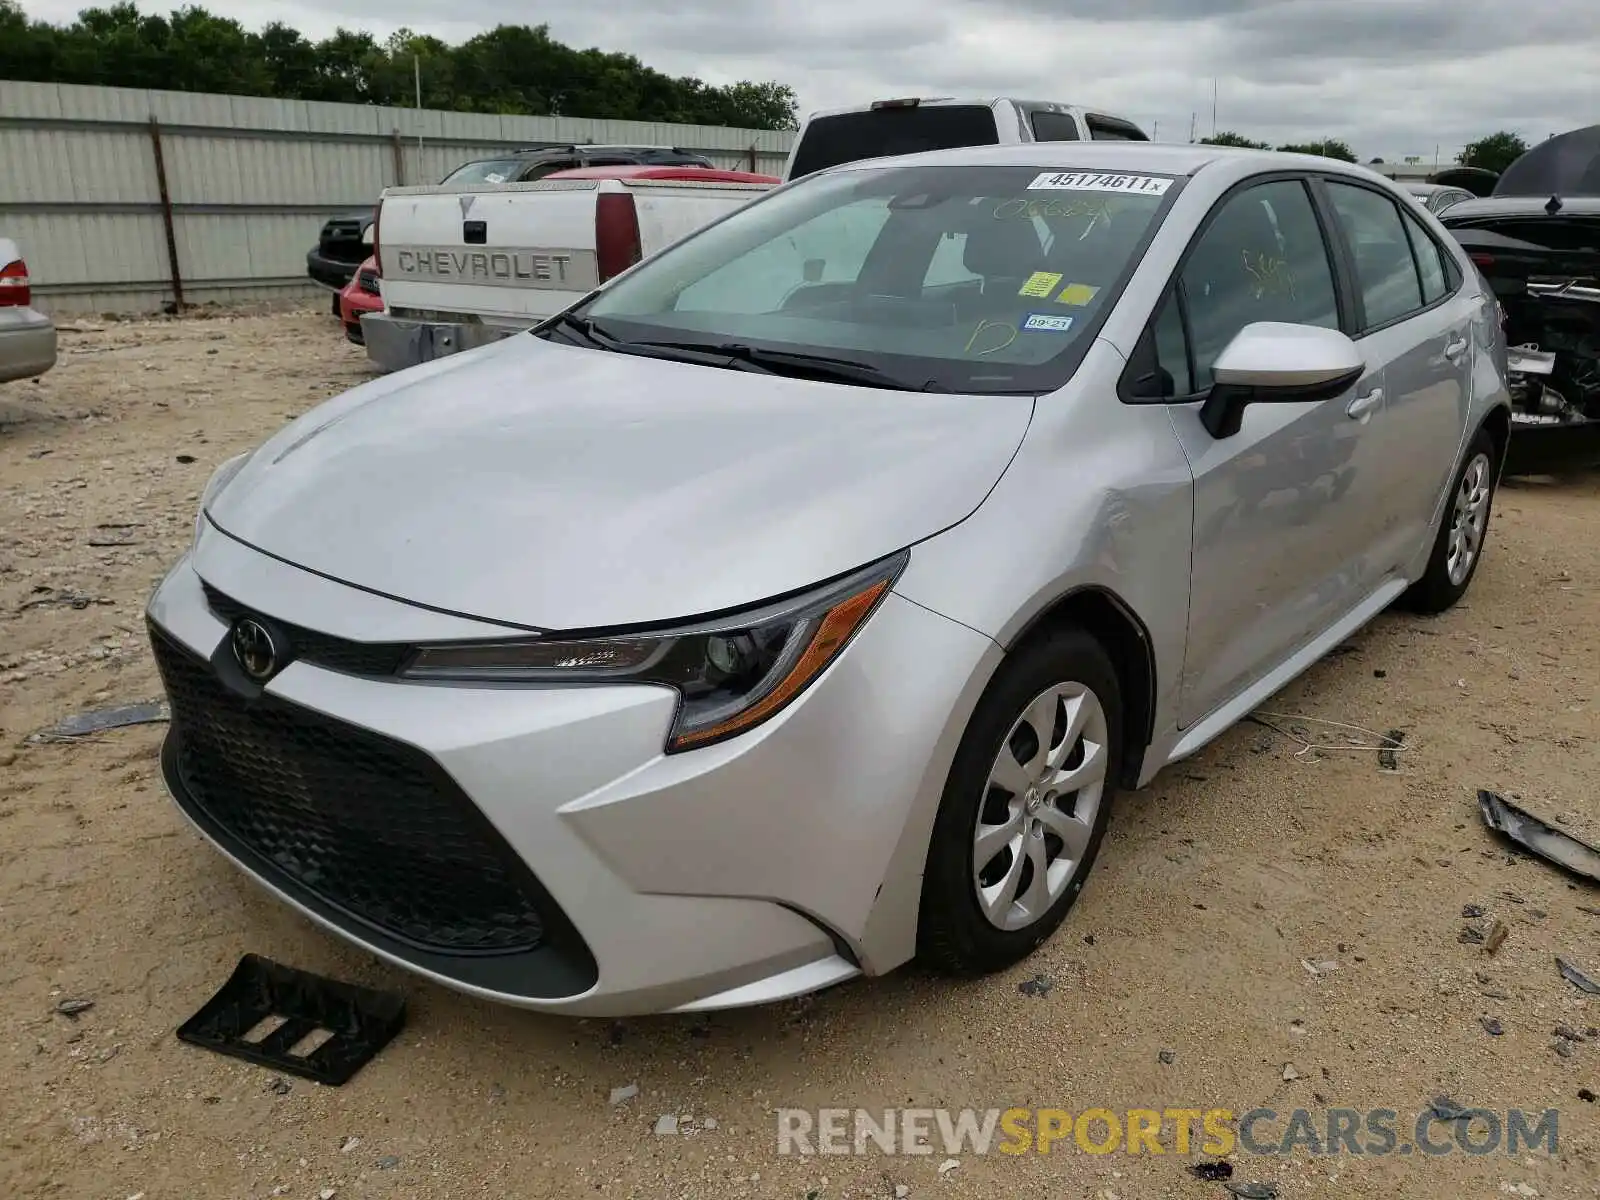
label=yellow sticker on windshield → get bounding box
[1018,271,1062,299]
[1056,283,1100,306]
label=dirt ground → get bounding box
[2,309,1598,1200]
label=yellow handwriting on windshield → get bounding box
[965,318,1018,356]
[992,197,1100,221]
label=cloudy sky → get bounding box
[18,0,1594,160]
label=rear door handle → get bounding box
[1445,336,1468,360]
[1347,388,1382,420]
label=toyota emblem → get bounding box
[230,617,279,681]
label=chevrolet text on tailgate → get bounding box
[363,165,777,373]
[389,246,592,289]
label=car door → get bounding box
[1140,176,1386,726]
[1319,178,1473,575]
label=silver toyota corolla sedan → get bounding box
[147,143,1510,1017]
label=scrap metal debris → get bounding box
[16,586,113,613]
[1378,729,1407,771]
[1017,974,1053,998]
[1225,1183,1279,1200]
[1485,920,1510,956]
[27,702,168,744]
[1478,790,1600,883]
[55,998,94,1017]
[1249,712,1408,765]
[1189,1161,1234,1181]
[1557,957,1600,995]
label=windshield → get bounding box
[441,158,524,185]
[571,163,1178,394]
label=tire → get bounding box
[918,626,1122,976]
[1399,426,1499,615]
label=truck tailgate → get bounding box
[628,180,773,256]
[378,180,603,322]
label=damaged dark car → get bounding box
[1440,125,1600,475]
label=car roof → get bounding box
[821,140,1391,182]
[544,165,778,183]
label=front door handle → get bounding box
[1347,388,1383,420]
[1445,336,1468,360]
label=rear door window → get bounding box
[788,106,1000,179]
[1325,181,1425,329]
[1030,111,1081,141]
[1398,207,1451,304]
[520,158,580,181]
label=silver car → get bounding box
[146,143,1510,1017]
[0,238,57,384]
[1406,182,1476,215]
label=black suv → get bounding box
[306,210,374,309]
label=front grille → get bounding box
[151,626,549,954]
[202,583,408,677]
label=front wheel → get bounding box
[917,626,1121,976]
[1399,426,1499,614]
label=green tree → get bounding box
[1200,131,1269,149]
[0,4,798,130]
[1462,131,1529,175]
[1277,138,1357,162]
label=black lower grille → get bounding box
[151,626,549,955]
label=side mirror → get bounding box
[1200,322,1365,439]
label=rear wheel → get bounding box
[918,627,1121,975]
[1399,426,1498,614]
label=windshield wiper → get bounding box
[633,341,943,391]
[541,315,774,372]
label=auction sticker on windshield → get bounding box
[1018,271,1063,298]
[1022,313,1075,332]
[1027,172,1172,195]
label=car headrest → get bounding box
[962,216,1045,279]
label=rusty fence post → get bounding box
[147,116,185,311]
[391,128,406,186]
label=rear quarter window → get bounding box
[788,106,1000,180]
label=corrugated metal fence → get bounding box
[0,80,796,315]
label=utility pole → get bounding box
[1151,120,1159,140]
[1189,111,1197,143]
[414,55,423,158]
[1211,78,1218,138]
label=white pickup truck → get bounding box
[362,165,777,372]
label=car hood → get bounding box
[205,335,1035,630]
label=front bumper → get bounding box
[306,249,361,292]
[360,312,527,374]
[145,527,998,1015]
[0,307,58,383]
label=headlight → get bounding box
[402,551,908,752]
[195,451,252,541]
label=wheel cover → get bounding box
[1446,451,1493,586]
[971,681,1109,932]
